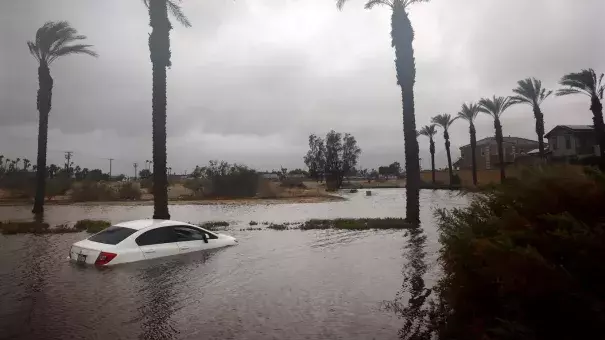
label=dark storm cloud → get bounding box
[1,0,604,173]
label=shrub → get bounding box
[432,166,605,339]
[267,223,289,230]
[71,181,117,202]
[256,178,281,198]
[199,221,229,231]
[451,173,461,186]
[46,177,72,200]
[75,219,112,233]
[249,221,258,226]
[118,182,142,200]
[0,221,50,234]
[280,177,306,189]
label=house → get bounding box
[458,136,540,170]
[544,125,597,160]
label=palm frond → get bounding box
[27,41,41,62]
[48,44,98,63]
[418,124,437,137]
[479,95,515,119]
[556,88,588,97]
[558,69,601,98]
[336,0,348,10]
[457,102,480,123]
[167,0,192,27]
[431,114,457,131]
[365,0,394,9]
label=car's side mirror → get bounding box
[202,233,208,243]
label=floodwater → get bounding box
[0,189,467,340]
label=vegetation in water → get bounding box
[74,219,111,233]
[425,166,605,339]
[301,218,414,230]
[199,221,230,231]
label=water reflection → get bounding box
[384,227,434,340]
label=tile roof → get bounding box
[459,136,539,149]
[544,125,594,138]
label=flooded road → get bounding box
[0,189,467,340]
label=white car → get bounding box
[69,219,237,266]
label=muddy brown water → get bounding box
[0,189,467,340]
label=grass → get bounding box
[0,221,88,234]
[74,219,111,233]
[267,223,290,230]
[199,221,230,231]
[301,218,414,230]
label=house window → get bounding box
[461,151,464,158]
[481,149,485,156]
[565,135,571,149]
[552,137,558,150]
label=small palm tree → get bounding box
[23,159,31,171]
[479,96,515,183]
[418,125,437,184]
[457,102,481,186]
[28,21,97,215]
[431,114,457,185]
[143,0,191,220]
[557,69,605,170]
[511,78,552,159]
[336,0,429,224]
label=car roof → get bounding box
[114,219,194,230]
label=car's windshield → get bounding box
[88,226,137,245]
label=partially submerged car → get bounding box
[69,219,237,266]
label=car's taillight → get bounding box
[95,252,117,266]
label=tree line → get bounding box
[303,130,361,190]
[419,72,605,187]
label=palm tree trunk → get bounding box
[494,118,506,182]
[444,131,453,185]
[590,97,605,171]
[429,138,435,184]
[534,107,545,159]
[470,124,477,186]
[32,63,52,216]
[392,3,420,224]
[149,0,171,220]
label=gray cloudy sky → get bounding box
[1,0,604,176]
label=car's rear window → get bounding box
[88,226,137,245]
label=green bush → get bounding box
[75,219,111,233]
[432,166,605,339]
[118,182,142,200]
[71,181,117,202]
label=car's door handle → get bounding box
[144,250,156,253]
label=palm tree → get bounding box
[457,103,481,186]
[336,0,429,224]
[557,69,605,170]
[479,96,515,183]
[431,114,457,185]
[511,78,552,159]
[143,0,191,220]
[23,159,31,171]
[28,21,97,215]
[418,125,437,184]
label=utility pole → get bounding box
[133,162,138,180]
[64,151,73,173]
[107,158,114,179]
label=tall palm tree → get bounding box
[511,78,552,159]
[337,0,429,224]
[23,159,31,171]
[457,102,481,186]
[28,21,97,215]
[557,69,605,170]
[418,125,437,184]
[143,0,191,220]
[479,96,515,183]
[431,114,457,185]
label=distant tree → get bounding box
[557,69,605,170]
[279,167,288,180]
[341,133,361,184]
[143,0,191,219]
[418,124,437,184]
[28,21,97,215]
[432,114,458,185]
[23,159,31,171]
[139,169,152,179]
[324,130,343,190]
[303,134,326,182]
[288,168,309,177]
[457,103,481,186]
[86,169,109,182]
[510,78,552,159]
[479,96,516,183]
